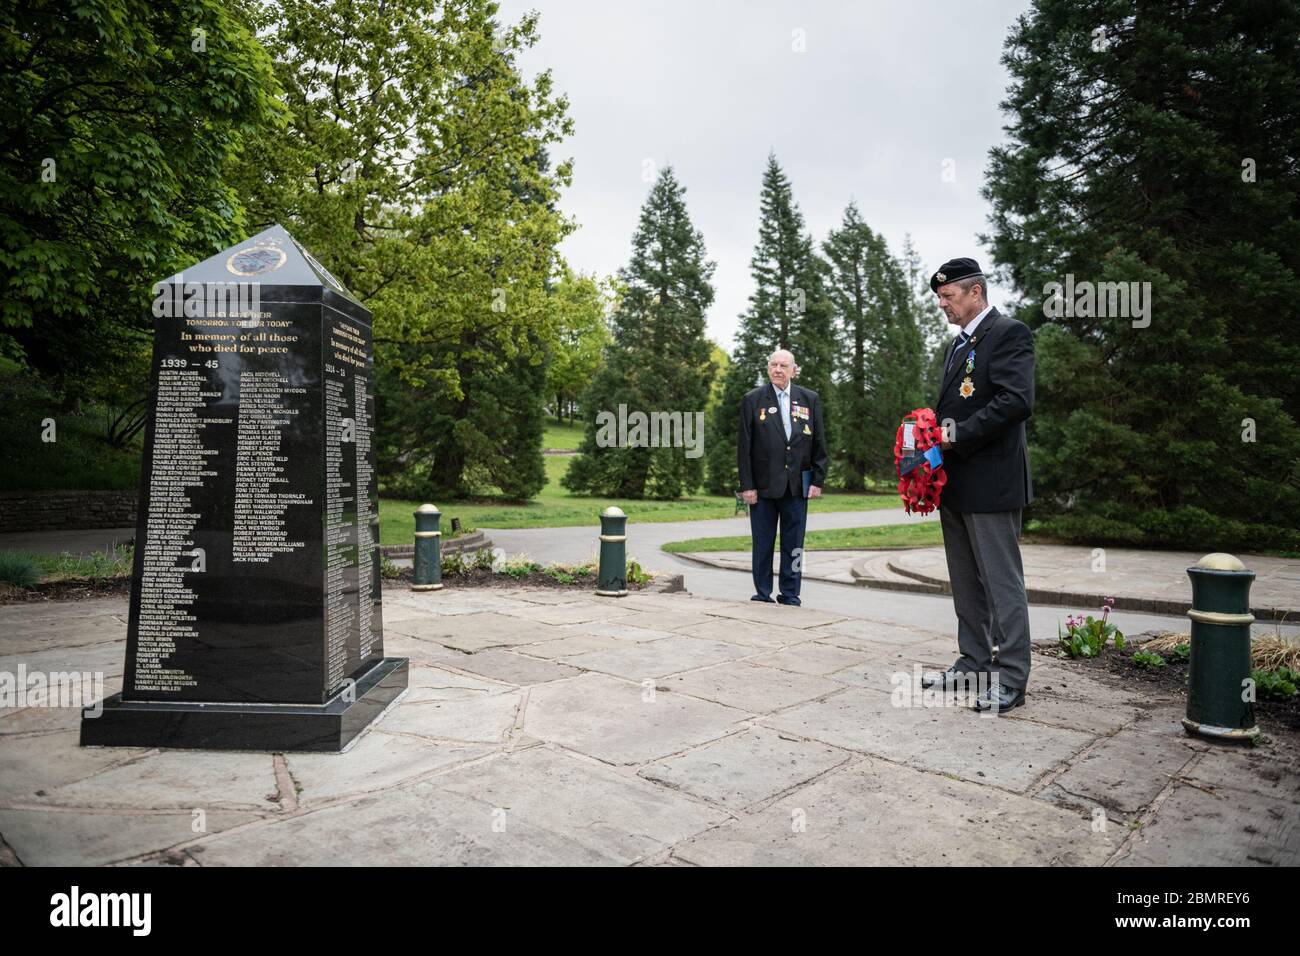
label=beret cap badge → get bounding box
[930,257,984,292]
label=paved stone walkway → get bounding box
[2,587,1296,866]
[484,508,938,567]
[681,546,1300,629]
[884,545,1300,620]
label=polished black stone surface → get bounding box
[80,226,405,751]
[80,658,408,752]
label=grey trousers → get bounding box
[938,506,1032,690]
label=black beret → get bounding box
[930,257,985,292]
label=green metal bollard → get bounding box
[412,503,443,592]
[1182,553,1258,743]
[596,506,627,597]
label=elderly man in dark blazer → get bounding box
[921,258,1036,713]
[737,349,828,606]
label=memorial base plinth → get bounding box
[79,658,408,753]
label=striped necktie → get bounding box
[947,331,970,372]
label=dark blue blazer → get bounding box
[737,383,828,498]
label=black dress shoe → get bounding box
[920,666,978,690]
[776,596,801,607]
[972,683,1026,714]
[750,595,776,603]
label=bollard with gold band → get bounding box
[412,503,443,592]
[1183,552,1258,743]
[596,506,627,597]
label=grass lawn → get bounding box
[0,545,134,585]
[661,521,944,553]
[377,455,900,543]
[542,417,585,451]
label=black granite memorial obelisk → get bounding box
[80,225,407,752]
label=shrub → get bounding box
[500,556,542,579]
[0,551,40,588]
[1132,650,1167,668]
[1253,667,1299,700]
[627,559,652,587]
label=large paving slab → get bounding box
[763,687,1095,792]
[419,649,581,686]
[1039,729,1200,821]
[511,633,627,660]
[750,642,873,676]
[522,672,748,765]
[2,673,124,733]
[825,657,932,693]
[639,727,850,810]
[0,640,128,681]
[690,601,847,629]
[382,591,537,620]
[499,602,642,626]
[381,634,489,669]
[662,661,845,714]
[807,618,942,649]
[0,603,126,655]
[673,616,820,650]
[376,690,523,743]
[386,611,572,652]
[1181,746,1300,803]
[38,750,280,811]
[672,756,1116,866]
[1115,780,1300,866]
[434,746,728,863]
[0,730,152,804]
[1003,693,1146,737]
[287,731,492,805]
[191,783,616,866]
[405,664,510,697]
[560,635,751,680]
[559,619,683,643]
[0,806,263,867]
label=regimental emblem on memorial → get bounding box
[226,235,288,277]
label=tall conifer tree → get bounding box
[562,167,716,498]
[706,154,835,492]
[985,0,1300,549]
[824,203,925,487]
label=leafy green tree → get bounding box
[563,167,716,498]
[823,203,926,488]
[231,0,573,498]
[706,154,835,492]
[546,268,613,422]
[0,0,283,400]
[984,0,1300,550]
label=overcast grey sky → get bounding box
[497,0,1033,349]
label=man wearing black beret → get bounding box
[920,258,1035,713]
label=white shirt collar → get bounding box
[774,384,790,400]
[961,305,993,339]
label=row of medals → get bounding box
[759,404,812,435]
